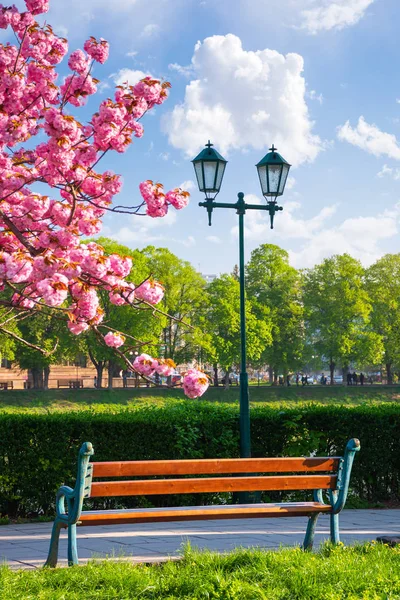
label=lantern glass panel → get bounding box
[279,164,289,194]
[268,165,282,195]
[215,162,226,192]
[257,165,268,195]
[203,161,218,190]
[194,162,204,191]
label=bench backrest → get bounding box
[67,439,359,522]
[88,457,340,497]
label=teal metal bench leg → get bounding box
[68,523,79,566]
[44,520,65,568]
[303,513,319,551]
[330,512,340,544]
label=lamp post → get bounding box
[192,141,291,459]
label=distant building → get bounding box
[202,274,218,284]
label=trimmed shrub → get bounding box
[0,402,399,516]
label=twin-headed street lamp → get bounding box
[192,141,291,460]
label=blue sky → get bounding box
[11,0,400,274]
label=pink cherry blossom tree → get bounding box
[0,0,208,398]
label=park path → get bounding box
[0,509,399,569]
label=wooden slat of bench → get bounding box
[92,457,340,478]
[78,502,332,526]
[90,474,336,497]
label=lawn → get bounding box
[0,384,400,411]
[0,544,399,599]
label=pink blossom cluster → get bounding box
[104,331,125,348]
[132,354,176,378]
[183,369,210,399]
[139,181,190,218]
[135,280,164,305]
[0,0,209,400]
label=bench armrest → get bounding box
[54,442,94,525]
[331,438,360,514]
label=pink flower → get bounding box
[67,321,89,335]
[36,273,69,307]
[83,37,109,64]
[104,331,125,348]
[25,0,49,15]
[183,369,210,399]
[166,189,190,210]
[133,353,156,377]
[154,359,176,377]
[135,280,164,305]
[68,49,90,75]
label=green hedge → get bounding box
[0,402,399,517]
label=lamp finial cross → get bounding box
[206,140,213,149]
[269,144,277,153]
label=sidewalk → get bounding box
[1,509,399,570]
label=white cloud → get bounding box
[206,235,222,244]
[337,116,400,160]
[159,152,170,161]
[141,23,160,38]
[126,51,138,58]
[300,0,374,34]
[286,176,296,190]
[308,89,324,104]
[377,164,400,180]
[111,209,195,248]
[230,194,400,268]
[168,63,194,78]
[179,180,196,191]
[112,68,149,86]
[163,34,322,165]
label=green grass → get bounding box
[0,544,399,599]
[0,385,400,412]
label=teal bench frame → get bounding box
[45,438,360,567]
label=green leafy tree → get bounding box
[204,275,272,386]
[246,244,304,381]
[15,313,82,388]
[84,238,165,388]
[365,254,400,383]
[303,254,383,384]
[140,246,206,365]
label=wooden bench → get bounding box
[45,438,360,567]
[0,381,13,390]
[57,379,83,389]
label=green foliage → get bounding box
[366,254,400,378]
[303,254,383,373]
[246,244,304,375]
[140,245,206,363]
[203,274,272,370]
[0,401,399,516]
[1,544,400,599]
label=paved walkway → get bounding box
[1,509,399,569]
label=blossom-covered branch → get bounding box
[0,0,208,398]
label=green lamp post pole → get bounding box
[192,141,291,460]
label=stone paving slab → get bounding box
[0,509,399,569]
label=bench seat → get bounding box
[79,502,332,526]
[45,439,360,567]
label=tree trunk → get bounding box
[342,365,349,386]
[29,367,44,389]
[43,366,50,390]
[107,361,114,389]
[329,361,335,385]
[386,363,393,385]
[273,371,278,386]
[213,364,219,387]
[268,366,273,384]
[224,369,230,390]
[96,363,104,388]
